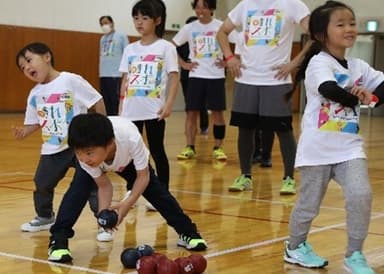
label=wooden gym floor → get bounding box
[0,111,384,274]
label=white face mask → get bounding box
[101,24,112,34]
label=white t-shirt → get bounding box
[79,116,150,178]
[173,18,236,79]
[119,39,178,121]
[24,72,102,155]
[295,51,384,167]
[228,0,309,85]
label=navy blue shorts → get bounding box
[185,78,226,111]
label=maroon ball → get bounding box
[188,254,207,274]
[136,255,157,274]
[175,257,195,274]
[156,257,179,274]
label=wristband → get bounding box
[120,95,125,100]
[224,54,234,62]
[369,94,378,108]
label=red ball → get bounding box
[156,257,179,274]
[136,255,157,274]
[188,254,207,274]
[175,257,194,274]
[151,252,167,263]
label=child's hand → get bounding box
[226,56,244,78]
[157,104,172,120]
[350,86,372,105]
[110,201,130,226]
[12,126,26,140]
[272,61,296,80]
[182,61,199,72]
[214,58,226,69]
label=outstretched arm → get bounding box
[12,124,40,140]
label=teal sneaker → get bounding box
[280,176,296,195]
[284,241,328,268]
[344,251,374,274]
[228,175,253,192]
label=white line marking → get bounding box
[0,251,117,274]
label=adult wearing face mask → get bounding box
[99,15,129,115]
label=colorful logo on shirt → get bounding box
[126,54,163,98]
[317,72,361,134]
[31,92,74,145]
[101,34,115,56]
[245,9,283,47]
[192,31,219,59]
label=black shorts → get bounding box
[185,78,226,111]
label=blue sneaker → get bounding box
[344,251,374,274]
[284,241,328,268]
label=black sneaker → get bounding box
[260,158,272,168]
[252,154,262,164]
[177,233,207,251]
[48,238,73,263]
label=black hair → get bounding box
[99,15,114,25]
[191,0,216,10]
[185,16,198,24]
[132,0,166,38]
[288,1,355,100]
[16,42,55,69]
[68,113,114,150]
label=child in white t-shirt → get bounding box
[14,42,105,233]
[47,113,207,263]
[284,1,384,272]
[119,0,178,200]
[173,0,235,161]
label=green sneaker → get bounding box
[280,176,296,195]
[228,175,253,192]
[344,251,374,274]
[284,241,328,268]
[213,147,227,160]
[177,146,196,160]
[48,238,72,263]
[178,233,207,251]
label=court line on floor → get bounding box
[0,251,117,274]
[204,212,384,259]
[121,213,384,274]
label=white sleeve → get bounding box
[130,137,150,171]
[359,59,384,91]
[164,43,179,73]
[228,1,245,27]
[119,46,130,73]
[71,74,102,108]
[24,89,39,125]
[290,0,310,24]
[80,161,103,178]
[305,56,336,94]
[172,25,189,46]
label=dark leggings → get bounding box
[50,161,198,240]
[133,119,169,189]
[238,128,296,177]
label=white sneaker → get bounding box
[20,216,55,232]
[96,228,114,242]
[145,202,157,211]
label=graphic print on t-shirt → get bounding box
[317,73,362,134]
[245,9,283,46]
[126,54,163,98]
[192,31,219,59]
[32,92,74,145]
[101,33,115,56]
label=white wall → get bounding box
[1,0,382,36]
[0,0,194,36]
